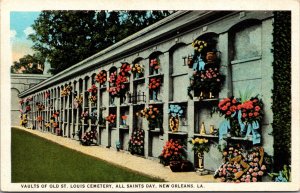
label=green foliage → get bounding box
[238,86,254,103]
[11,53,45,74]
[11,128,162,182]
[271,11,291,171]
[28,11,173,75]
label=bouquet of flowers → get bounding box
[106,114,116,127]
[150,58,160,71]
[95,70,107,85]
[121,115,127,125]
[87,84,97,94]
[52,122,59,128]
[45,91,50,99]
[192,39,207,54]
[81,110,89,122]
[89,95,97,104]
[87,84,98,104]
[36,116,43,122]
[25,105,31,112]
[189,138,210,153]
[74,95,83,108]
[159,139,186,166]
[115,74,129,96]
[45,122,51,129]
[25,96,33,102]
[131,63,144,78]
[36,102,45,111]
[169,105,184,118]
[138,105,162,130]
[119,62,131,77]
[128,128,144,155]
[107,86,118,97]
[109,71,117,84]
[149,77,162,91]
[218,96,240,119]
[20,113,28,127]
[19,99,24,106]
[237,97,264,123]
[80,130,97,146]
[214,146,268,182]
[61,85,72,97]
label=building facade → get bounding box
[16,11,274,171]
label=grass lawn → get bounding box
[11,128,162,182]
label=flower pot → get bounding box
[206,52,217,64]
[169,161,182,172]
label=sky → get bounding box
[10,11,40,64]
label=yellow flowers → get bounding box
[192,137,209,144]
[131,63,144,74]
[192,39,207,53]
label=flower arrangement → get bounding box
[121,115,127,125]
[150,58,160,71]
[192,39,207,54]
[89,95,97,104]
[106,114,116,127]
[218,96,264,124]
[119,62,131,77]
[189,138,210,153]
[81,110,89,122]
[107,86,118,97]
[109,71,117,84]
[80,130,97,146]
[269,165,290,182]
[188,69,225,99]
[128,128,144,155]
[87,84,97,94]
[149,77,162,91]
[87,84,97,104]
[20,113,28,127]
[131,63,144,78]
[159,139,186,166]
[238,97,264,123]
[115,74,129,95]
[36,116,43,122]
[52,122,59,128]
[218,96,240,119]
[169,105,184,118]
[25,105,31,112]
[45,91,50,99]
[214,146,268,182]
[36,102,45,111]
[19,99,24,105]
[74,95,83,108]
[137,105,162,130]
[61,85,72,97]
[45,122,50,129]
[95,70,107,85]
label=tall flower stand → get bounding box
[196,152,209,175]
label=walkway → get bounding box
[14,126,218,182]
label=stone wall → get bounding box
[11,74,51,126]
[16,11,274,171]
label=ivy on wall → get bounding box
[271,11,291,171]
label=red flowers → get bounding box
[159,139,185,166]
[218,96,263,123]
[36,116,43,122]
[218,97,240,119]
[106,114,116,124]
[95,70,107,85]
[149,77,162,91]
[120,62,131,76]
[150,58,160,70]
[87,84,97,94]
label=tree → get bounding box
[11,53,45,74]
[28,10,173,75]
